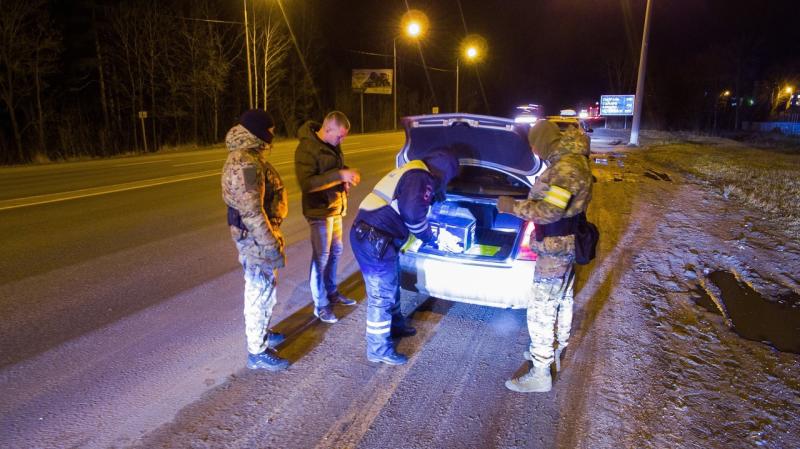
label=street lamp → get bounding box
[456,35,486,113]
[393,10,428,129]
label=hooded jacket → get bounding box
[512,121,593,278]
[221,124,286,267]
[294,121,348,218]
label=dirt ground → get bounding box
[136,139,800,449]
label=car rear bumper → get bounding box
[399,253,534,309]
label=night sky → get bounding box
[319,0,798,118]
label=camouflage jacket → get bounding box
[221,125,286,267]
[513,126,593,279]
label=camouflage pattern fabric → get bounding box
[526,265,575,369]
[221,124,285,268]
[263,160,288,228]
[222,124,287,355]
[241,259,278,354]
[513,124,593,280]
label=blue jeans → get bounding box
[307,216,343,309]
[350,225,406,357]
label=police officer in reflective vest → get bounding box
[350,150,460,365]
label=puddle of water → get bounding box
[690,284,721,315]
[708,271,800,354]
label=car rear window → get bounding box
[448,165,530,198]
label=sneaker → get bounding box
[314,306,339,324]
[367,350,408,365]
[390,325,417,338]
[267,331,285,349]
[247,350,289,371]
[328,293,357,306]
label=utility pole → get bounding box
[244,0,253,108]
[393,38,397,130]
[628,0,653,146]
[455,58,459,113]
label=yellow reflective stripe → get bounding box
[543,185,571,209]
[359,160,429,211]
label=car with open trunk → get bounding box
[398,113,546,308]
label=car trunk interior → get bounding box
[411,197,524,261]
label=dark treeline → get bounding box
[2,0,798,165]
[0,0,420,165]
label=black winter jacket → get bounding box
[294,121,348,218]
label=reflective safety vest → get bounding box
[359,159,429,213]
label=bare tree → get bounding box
[255,2,289,110]
[0,0,60,162]
[32,19,61,154]
[274,1,321,136]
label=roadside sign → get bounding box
[600,95,635,116]
[138,111,148,119]
[351,69,393,95]
[432,106,440,114]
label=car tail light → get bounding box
[516,221,538,261]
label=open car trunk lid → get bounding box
[399,114,541,178]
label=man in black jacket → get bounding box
[294,111,361,323]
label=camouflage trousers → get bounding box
[240,255,278,355]
[526,264,575,369]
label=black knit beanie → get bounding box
[239,109,275,144]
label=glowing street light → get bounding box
[456,35,487,113]
[722,90,731,97]
[393,10,428,129]
[406,21,421,37]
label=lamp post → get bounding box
[393,11,427,130]
[456,36,485,113]
[785,86,795,110]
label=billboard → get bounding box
[352,69,393,95]
[600,95,635,116]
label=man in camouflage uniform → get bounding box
[496,119,593,392]
[221,109,289,371]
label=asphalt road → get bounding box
[0,132,410,447]
[0,129,618,448]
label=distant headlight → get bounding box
[514,115,537,124]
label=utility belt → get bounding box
[353,220,399,258]
[534,211,586,242]
[227,206,281,232]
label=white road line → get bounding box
[173,159,226,167]
[345,145,398,155]
[0,170,220,211]
[115,159,171,167]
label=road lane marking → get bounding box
[0,169,220,211]
[173,158,227,167]
[114,159,171,167]
[345,144,398,155]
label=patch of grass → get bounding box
[643,143,800,238]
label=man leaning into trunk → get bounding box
[350,150,461,365]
